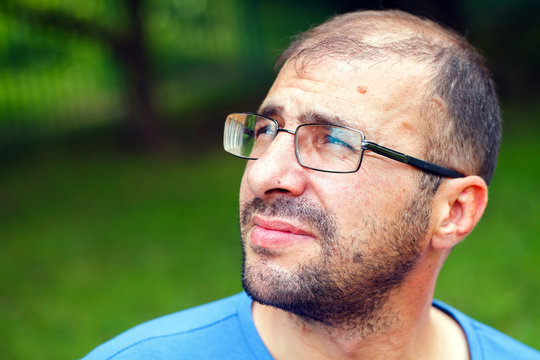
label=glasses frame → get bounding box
[225,112,464,178]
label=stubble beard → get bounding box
[240,194,432,337]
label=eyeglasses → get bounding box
[223,112,464,177]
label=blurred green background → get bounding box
[0,0,539,359]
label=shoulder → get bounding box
[82,292,267,360]
[433,300,540,359]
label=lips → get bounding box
[250,216,315,249]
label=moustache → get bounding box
[240,197,337,241]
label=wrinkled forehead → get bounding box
[261,57,432,141]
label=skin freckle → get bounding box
[357,85,368,94]
[401,121,415,132]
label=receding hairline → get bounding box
[276,10,468,71]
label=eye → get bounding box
[254,123,275,138]
[243,128,255,137]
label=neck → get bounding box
[253,294,432,360]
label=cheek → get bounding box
[317,174,407,232]
[323,172,376,206]
[314,177,371,230]
[239,166,253,204]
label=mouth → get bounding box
[250,215,315,249]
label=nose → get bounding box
[245,131,308,200]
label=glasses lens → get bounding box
[224,113,277,159]
[296,124,364,172]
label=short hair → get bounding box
[276,10,501,185]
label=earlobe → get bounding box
[431,176,488,250]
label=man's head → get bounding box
[234,10,500,335]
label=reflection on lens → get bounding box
[296,124,363,172]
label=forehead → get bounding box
[261,58,431,141]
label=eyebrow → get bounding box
[258,104,284,120]
[258,104,357,130]
[300,111,355,128]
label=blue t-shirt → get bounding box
[82,292,539,359]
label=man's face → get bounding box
[239,58,435,330]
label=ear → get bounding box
[431,176,488,250]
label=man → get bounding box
[83,10,539,359]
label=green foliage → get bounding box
[0,0,335,147]
[0,8,123,145]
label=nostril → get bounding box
[265,188,290,196]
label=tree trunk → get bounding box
[115,0,166,149]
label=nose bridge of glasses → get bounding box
[265,126,297,155]
[253,124,298,164]
[277,127,296,136]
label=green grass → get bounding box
[1,106,539,359]
[0,147,246,359]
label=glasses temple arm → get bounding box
[362,141,464,178]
